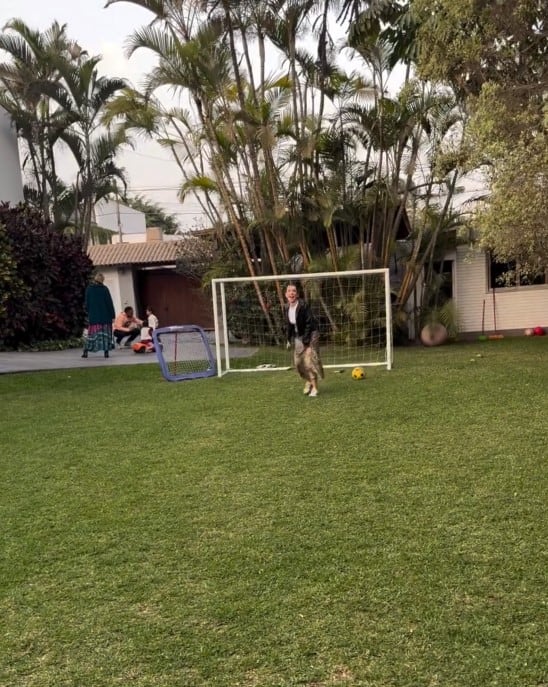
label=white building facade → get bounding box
[94,199,146,241]
[0,107,24,204]
[455,245,548,335]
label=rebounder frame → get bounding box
[152,325,217,382]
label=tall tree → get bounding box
[413,0,546,100]
[44,53,128,243]
[106,0,281,326]
[0,21,129,240]
[413,0,547,273]
[0,19,75,220]
[104,0,470,344]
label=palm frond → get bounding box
[179,175,219,203]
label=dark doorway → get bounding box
[136,269,214,329]
[433,260,454,300]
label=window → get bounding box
[488,256,547,289]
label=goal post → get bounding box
[212,269,393,376]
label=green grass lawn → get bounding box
[1,338,547,687]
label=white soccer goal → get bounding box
[212,269,393,376]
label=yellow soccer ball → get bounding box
[351,366,365,380]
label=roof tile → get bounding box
[88,241,181,266]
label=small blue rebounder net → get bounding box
[152,325,217,382]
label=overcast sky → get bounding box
[1,0,207,230]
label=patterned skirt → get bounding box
[294,333,324,382]
[85,324,115,352]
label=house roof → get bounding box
[88,234,214,268]
[88,240,182,266]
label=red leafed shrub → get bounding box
[0,203,93,348]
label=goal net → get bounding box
[212,269,392,376]
[152,325,217,381]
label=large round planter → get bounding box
[420,323,448,347]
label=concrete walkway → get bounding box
[0,343,256,375]
[0,347,160,374]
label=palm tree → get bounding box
[104,0,468,347]
[0,19,75,220]
[44,53,128,243]
[345,1,418,76]
[0,21,128,239]
[107,0,283,326]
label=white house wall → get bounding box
[455,245,548,334]
[0,108,24,204]
[95,200,146,237]
[99,267,138,316]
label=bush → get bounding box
[0,203,93,348]
[0,218,20,323]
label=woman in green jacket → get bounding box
[82,273,115,359]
